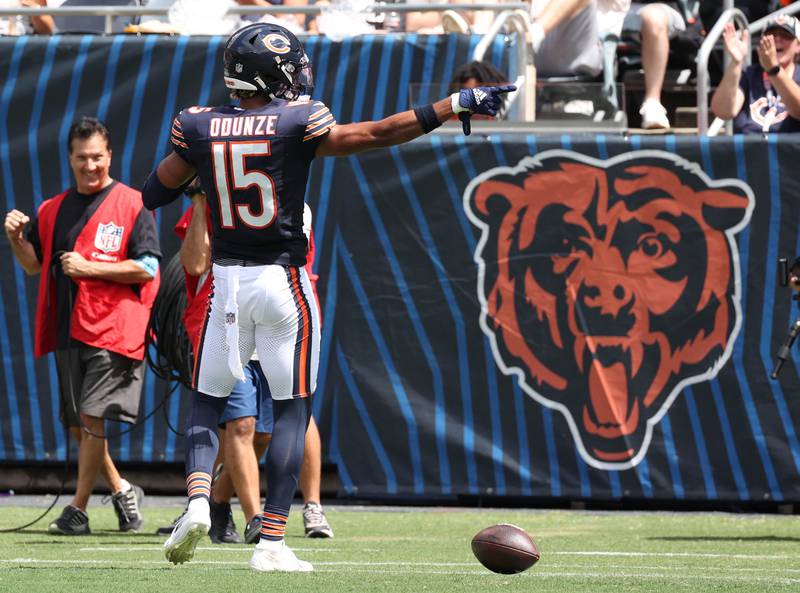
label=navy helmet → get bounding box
[223,23,313,101]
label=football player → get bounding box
[142,22,513,572]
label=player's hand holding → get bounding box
[4,209,31,246]
[451,85,516,136]
[60,251,93,278]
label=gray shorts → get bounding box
[623,3,686,38]
[54,345,145,428]
[536,2,603,78]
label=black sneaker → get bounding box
[111,484,145,532]
[208,500,243,544]
[48,505,91,535]
[244,515,261,544]
[156,510,186,536]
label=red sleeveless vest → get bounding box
[34,183,160,360]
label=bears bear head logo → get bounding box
[464,151,754,469]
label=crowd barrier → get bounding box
[1,35,799,502]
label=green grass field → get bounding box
[0,503,798,593]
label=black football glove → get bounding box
[451,85,516,135]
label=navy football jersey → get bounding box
[170,99,336,265]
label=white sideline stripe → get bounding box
[63,554,800,573]
[80,547,797,561]
[79,546,345,553]
[552,551,796,560]
[4,558,800,583]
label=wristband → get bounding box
[767,64,781,76]
[451,92,468,114]
[413,104,442,133]
[133,254,159,277]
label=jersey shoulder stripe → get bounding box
[303,102,336,142]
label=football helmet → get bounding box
[223,23,313,101]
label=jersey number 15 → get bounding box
[212,140,277,229]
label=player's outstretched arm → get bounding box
[142,153,197,211]
[316,85,515,157]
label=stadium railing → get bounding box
[0,2,625,130]
[0,3,528,35]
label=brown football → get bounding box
[471,523,540,574]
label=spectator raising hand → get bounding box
[722,21,750,65]
[711,16,800,134]
[757,30,779,72]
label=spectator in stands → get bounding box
[406,0,498,34]
[622,3,688,129]
[3,117,159,535]
[0,0,55,35]
[237,0,311,35]
[450,60,509,90]
[710,16,800,134]
[137,0,311,35]
[530,0,629,78]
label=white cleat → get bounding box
[249,540,314,572]
[164,506,211,565]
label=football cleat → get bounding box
[302,502,333,538]
[111,484,144,532]
[48,505,91,536]
[249,540,313,572]
[208,500,243,544]
[164,504,211,565]
[156,510,186,536]
[244,515,261,545]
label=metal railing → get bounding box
[472,9,535,121]
[0,3,529,35]
[695,7,749,135]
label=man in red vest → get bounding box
[3,117,161,535]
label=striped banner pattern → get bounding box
[2,35,799,502]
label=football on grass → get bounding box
[471,523,540,574]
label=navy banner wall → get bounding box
[2,36,800,503]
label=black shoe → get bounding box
[208,500,243,544]
[48,505,91,535]
[244,515,261,544]
[111,484,145,532]
[157,510,186,536]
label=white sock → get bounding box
[256,538,284,551]
[187,497,210,515]
[117,478,131,494]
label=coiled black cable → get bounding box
[145,252,194,389]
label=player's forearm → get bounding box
[83,260,157,284]
[143,154,196,210]
[323,97,452,156]
[8,237,41,275]
[180,208,211,277]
